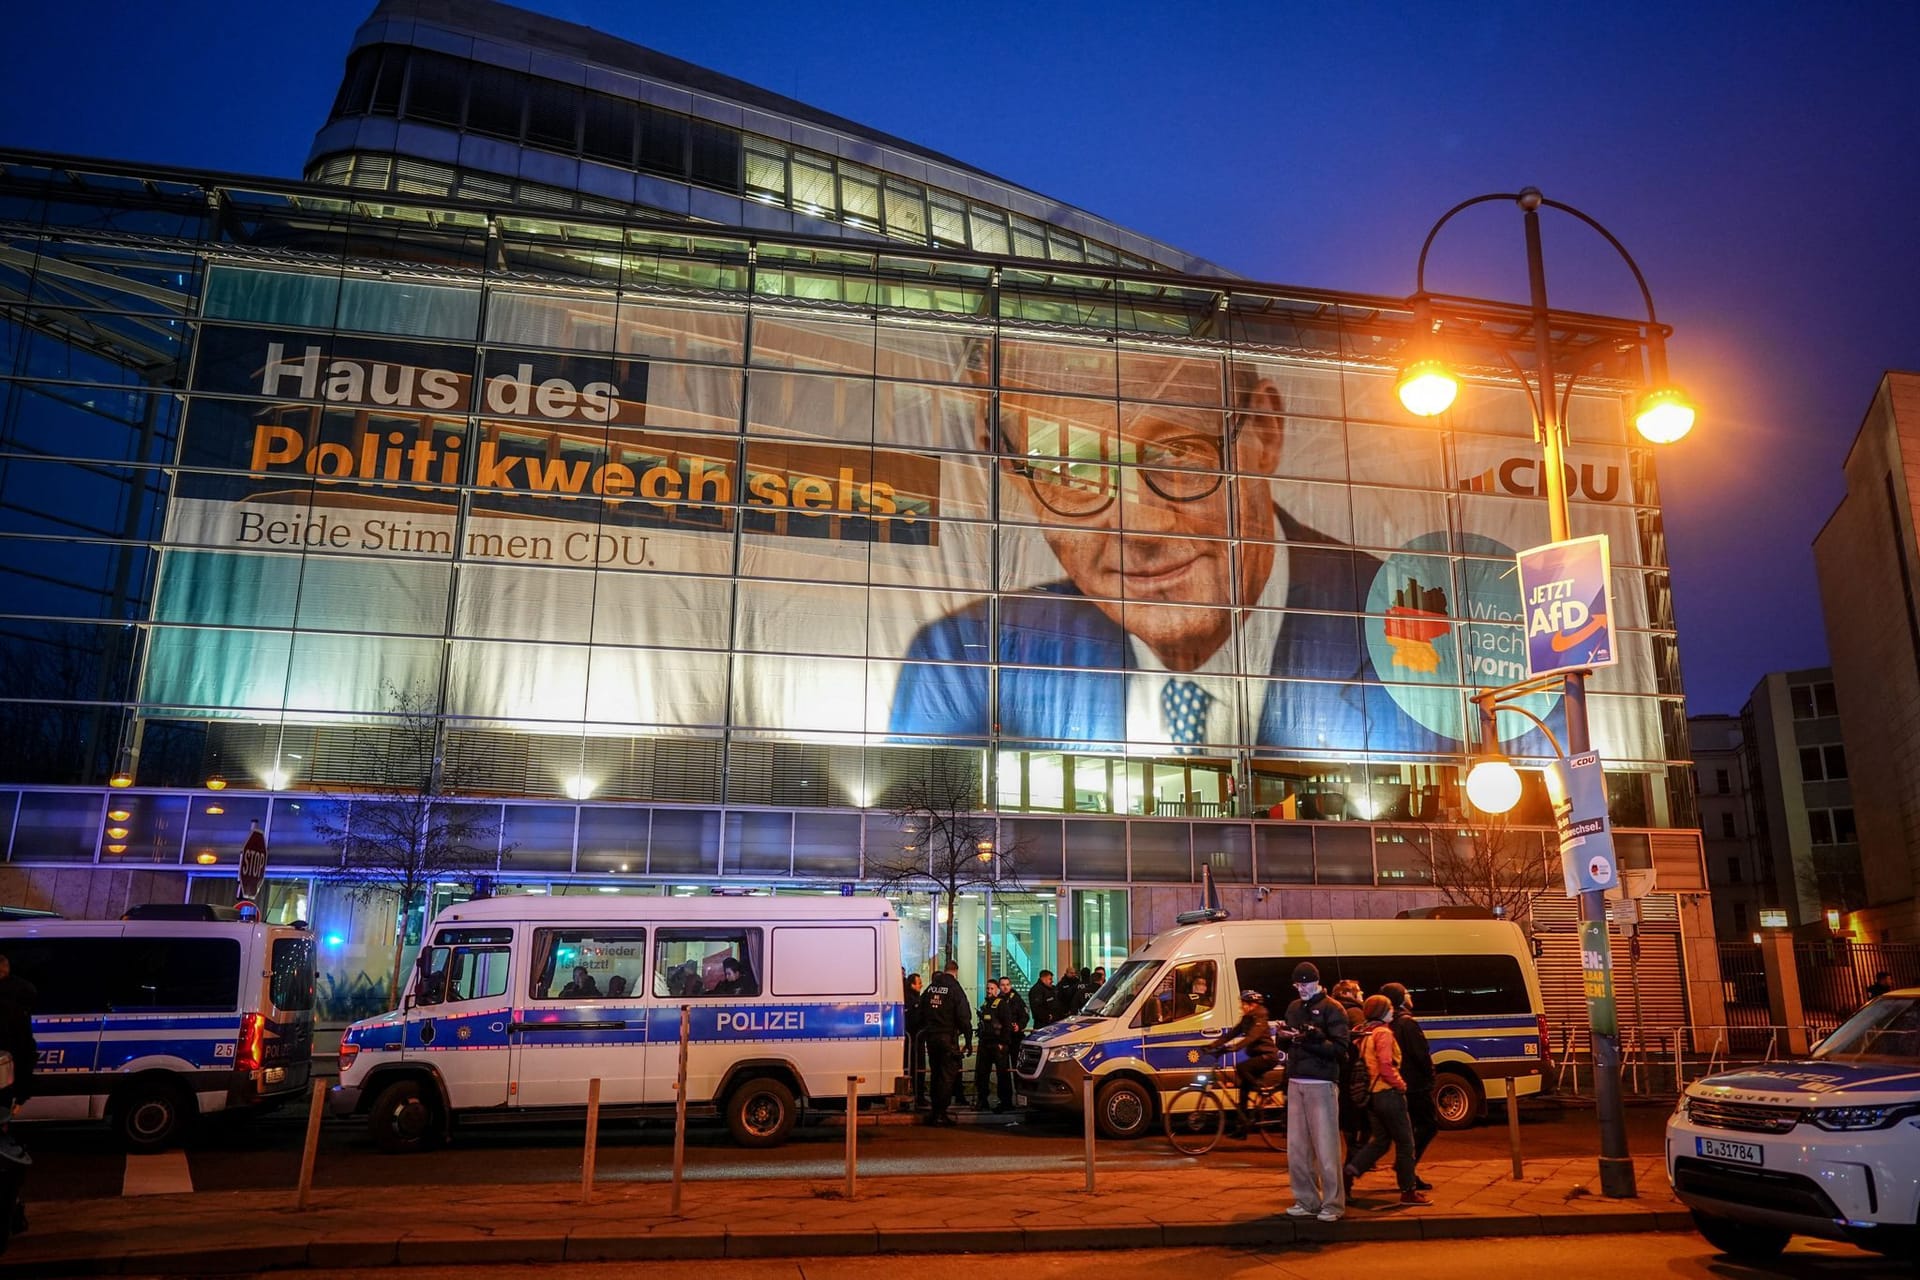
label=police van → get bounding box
[0,908,316,1149]
[330,894,903,1151]
[1666,985,1920,1265]
[1015,915,1549,1139]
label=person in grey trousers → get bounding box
[1280,961,1351,1221]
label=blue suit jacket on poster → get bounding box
[889,514,1453,755]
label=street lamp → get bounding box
[1400,188,1696,1201]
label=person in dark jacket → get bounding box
[974,978,1011,1110]
[994,976,1029,1108]
[904,973,927,1107]
[1331,978,1370,1159]
[1055,969,1084,1019]
[1282,961,1350,1221]
[0,969,35,1247]
[1206,989,1279,1132]
[1381,981,1437,1186]
[918,961,971,1125]
[1865,971,1894,1002]
[1028,970,1060,1028]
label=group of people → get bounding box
[1209,963,1434,1221]
[555,956,757,1001]
[902,963,1109,1124]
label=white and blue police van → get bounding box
[1016,914,1549,1139]
[331,894,904,1150]
[0,906,316,1149]
[1666,985,1920,1265]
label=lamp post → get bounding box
[1398,188,1696,1201]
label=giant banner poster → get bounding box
[145,267,1668,765]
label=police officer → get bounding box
[904,972,927,1107]
[1028,969,1060,1028]
[918,960,970,1126]
[974,977,1008,1110]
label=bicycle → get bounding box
[1163,1052,1286,1154]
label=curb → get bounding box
[18,1209,1691,1274]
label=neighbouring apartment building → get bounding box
[1816,371,1920,942]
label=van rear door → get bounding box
[261,931,315,1094]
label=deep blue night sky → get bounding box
[6,0,1918,715]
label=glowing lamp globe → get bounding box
[1396,359,1459,418]
[1465,758,1524,815]
[1634,386,1695,444]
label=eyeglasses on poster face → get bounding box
[999,416,1240,519]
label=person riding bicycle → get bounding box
[1205,989,1281,1130]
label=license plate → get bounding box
[1696,1136,1761,1165]
[264,1066,286,1085]
[1014,1093,1028,1107]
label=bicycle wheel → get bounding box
[1247,1087,1287,1151]
[1164,1087,1226,1155]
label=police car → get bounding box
[1666,986,1920,1264]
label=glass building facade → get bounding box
[0,152,1700,1014]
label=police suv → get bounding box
[1666,985,1920,1264]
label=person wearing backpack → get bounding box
[1331,979,1371,1161]
[1343,995,1429,1206]
[1380,981,1437,1189]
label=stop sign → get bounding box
[238,823,269,901]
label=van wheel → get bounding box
[726,1077,797,1148]
[368,1078,440,1154]
[1433,1071,1485,1130]
[115,1079,195,1151]
[1095,1077,1155,1140]
[1692,1210,1789,1260]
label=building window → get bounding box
[1726,855,1741,883]
[1791,681,1840,719]
[1720,812,1736,839]
[1807,810,1834,844]
[1823,744,1847,779]
[1834,807,1856,842]
[1731,902,1748,933]
[1714,768,1729,794]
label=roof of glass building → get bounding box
[307,0,1235,276]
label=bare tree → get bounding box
[315,683,503,1009]
[1390,815,1554,925]
[865,760,1025,968]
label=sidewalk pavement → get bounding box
[9,1145,1692,1275]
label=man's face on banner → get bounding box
[998,376,1285,671]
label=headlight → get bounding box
[1808,1104,1915,1131]
[1047,1044,1093,1062]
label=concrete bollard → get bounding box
[1506,1083,1524,1180]
[845,1074,864,1199]
[1082,1073,1097,1193]
[581,1077,602,1203]
[670,1005,691,1216]
[294,1078,327,1210]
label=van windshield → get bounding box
[1813,995,1920,1063]
[1083,960,1160,1019]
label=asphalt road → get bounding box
[243,1235,1903,1280]
[26,1098,1679,1199]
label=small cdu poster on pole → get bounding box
[1517,534,1617,677]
